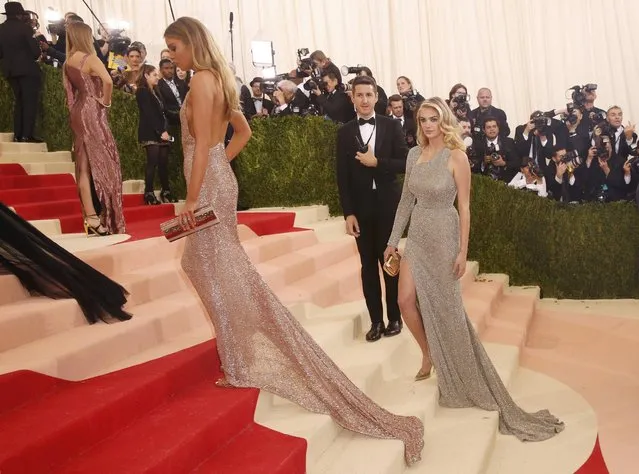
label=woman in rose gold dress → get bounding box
[63,22,125,235]
[164,17,424,466]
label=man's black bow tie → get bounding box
[253,97,262,102]
[358,117,375,126]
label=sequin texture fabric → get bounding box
[179,101,424,465]
[388,146,565,441]
[63,54,125,234]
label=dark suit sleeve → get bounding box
[514,125,531,159]
[377,119,409,173]
[497,109,511,137]
[136,89,166,138]
[336,126,354,217]
[503,138,521,172]
[23,25,40,60]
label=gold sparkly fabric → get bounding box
[388,147,565,441]
[178,103,424,465]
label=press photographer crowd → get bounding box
[1,1,637,207]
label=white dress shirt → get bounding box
[358,115,377,189]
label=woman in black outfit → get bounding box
[0,202,131,324]
[135,64,176,205]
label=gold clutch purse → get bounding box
[383,253,401,277]
[160,204,219,242]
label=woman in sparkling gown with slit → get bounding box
[163,17,423,465]
[384,98,564,441]
[63,22,125,236]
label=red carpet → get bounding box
[0,340,306,474]
[0,163,300,238]
[575,436,609,473]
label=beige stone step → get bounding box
[0,151,71,163]
[0,132,14,142]
[0,141,47,153]
[20,162,75,175]
[28,218,62,236]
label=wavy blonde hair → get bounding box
[164,17,239,118]
[66,22,96,59]
[415,97,466,151]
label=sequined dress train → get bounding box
[388,147,565,441]
[178,105,424,464]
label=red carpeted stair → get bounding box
[0,340,306,474]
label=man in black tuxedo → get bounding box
[311,72,356,124]
[242,77,274,120]
[469,88,510,137]
[0,2,42,142]
[472,117,520,182]
[515,111,568,177]
[336,75,408,342]
[157,59,187,126]
[388,94,417,148]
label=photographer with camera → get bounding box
[271,79,302,116]
[469,88,510,137]
[309,50,342,84]
[0,2,42,143]
[515,111,568,177]
[545,146,585,202]
[472,117,519,182]
[508,157,547,197]
[447,83,471,121]
[388,94,417,147]
[572,84,606,139]
[396,75,425,117]
[309,71,356,124]
[241,77,274,120]
[591,107,637,202]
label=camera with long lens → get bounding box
[341,65,364,76]
[295,48,317,78]
[260,73,292,96]
[451,94,471,116]
[560,150,583,174]
[486,143,503,180]
[593,121,613,160]
[569,83,597,109]
[564,103,581,125]
[401,90,421,114]
[303,78,326,93]
[531,111,552,132]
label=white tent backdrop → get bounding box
[20,0,639,128]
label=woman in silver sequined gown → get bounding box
[385,98,564,441]
[164,17,424,465]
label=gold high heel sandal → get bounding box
[84,214,110,237]
[415,365,434,381]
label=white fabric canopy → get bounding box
[21,0,639,127]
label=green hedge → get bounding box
[1,65,638,299]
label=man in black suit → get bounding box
[242,77,274,120]
[336,75,408,342]
[515,111,568,177]
[311,71,356,124]
[0,2,42,142]
[157,59,187,126]
[473,117,520,182]
[469,88,510,137]
[310,50,342,84]
[388,94,417,148]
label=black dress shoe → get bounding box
[20,137,43,143]
[384,320,403,337]
[144,192,160,205]
[365,323,385,342]
[12,136,21,142]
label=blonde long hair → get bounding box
[416,97,466,151]
[66,22,96,59]
[164,17,239,118]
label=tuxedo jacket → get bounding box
[315,90,356,124]
[473,136,520,182]
[336,115,409,218]
[0,18,41,78]
[470,106,511,137]
[157,77,188,125]
[243,95,275,119]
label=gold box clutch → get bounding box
[383,253,401,277]
[160,204,219,242]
